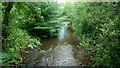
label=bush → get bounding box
[64,2,120,68]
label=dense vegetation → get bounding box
[1,2,120,68]
[64,2,120,68]
[1,2,62,66]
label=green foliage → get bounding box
[2,2,43,66]
[64,2,120,68]
[2,2,119,67]
[2,2,62,66]
[31,2,61,38]
[11,2,61,38]
[2,27,41,66]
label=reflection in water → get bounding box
[41,22,78,50]
[58,23,69,42]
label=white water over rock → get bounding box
[36,43,80,66]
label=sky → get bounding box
[57,0,69,3]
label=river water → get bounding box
[22,22,84,67]
[41,22,78,50]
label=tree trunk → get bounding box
[2,2,14,26]
[2,2,14,39]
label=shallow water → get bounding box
[40,24,78,50]
[23,22,83,67]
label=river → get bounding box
[22,22,85,67]
[41,22,78,50]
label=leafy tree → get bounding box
[2,2,62,66]
[64,2,120,68]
